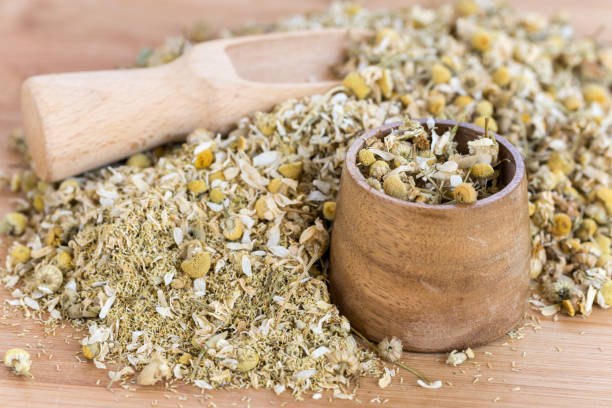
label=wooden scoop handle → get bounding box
[21,31,340,181]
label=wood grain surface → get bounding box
[1,1,612,407]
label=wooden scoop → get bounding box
[21,28,363,181]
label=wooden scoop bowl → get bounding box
[329,120,530,352]
[21,28,362,181]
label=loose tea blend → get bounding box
[1,0,612,398]
[356,117,501,204]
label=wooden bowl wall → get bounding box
[329,119,531,352]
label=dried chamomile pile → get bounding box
[2,0,612,400]
[357,117,501,204]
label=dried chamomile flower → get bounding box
[194,149,214,169]
[327,348,359,376]
[454,95,474,108]
[187,179,208,195]
[562,95,581,111]
[576,218,598,240]
[427,91,446,115]
[369,160,390,180]
[547,151,574,175]
[454,183,478,204]
[551,213,572,236]
[267,178,285,194]
[82,343,100,359]
[383,175,407,200]
[601,280,612,306]
[10,245,31,264]
[470,163,494,178]
[223,217,244,241]
[181,252,211,279]
[126,153,151,169]
[475,100,493,117]
[3,348,32,378]
[322,201,336,221]
[446,350,467,366]
[377,337,402,362]
[473,116,498,132]
[209,188,225,204]
[342,72,371,99]
[432,63,451,84]
[0,212,27,236]
[358,149,376,166]
[492,66,511,87]
[471,30,492,52]
[583,84,608,106]
[278,161,303,180]
[594,188,612,215]
[178,353,192,365]
[378,68,394,98]
[299,222,329,259]
[55,250,73,270]
[58,178,79,192]
[32,194,45,212]
[34,265,63,293]
[236,348,260,372]
[255,196,275,220]
[137,354,171,386]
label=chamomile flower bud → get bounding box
[475,100,494,117]
[369,160,390,180]
[562,95,581,111]
[4,348,32,378]
[127,153,151,169]
[223,218,244,241]
[236,348,260,372]
[470,163,495,178]
[55,251,73,270]
[492,66,511,87]
[82,343,100,359]
[209,188,224,204]
[551,213,572,236]
[187,179,208,195]
[583,84,608,106]
[278,162,303,180]
[322,201,336,221]
[181,252,211,279]
[576,218,597,240]
[601,280,612,306]
[453,183,477,204]
[383,174,407,199]
[454,95,473,108]
[342,72,371,99]
[473,116,498,132]
[427,92,446,115]
[11,246,31,264]
[35,265,63,292]
[471,30,492,52]
[432,63,451,84]
[358,149,376,166]
[377,68,394,98]
[0,212,27,236]
[194,149,214,169]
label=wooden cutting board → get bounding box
[1,1,612,407]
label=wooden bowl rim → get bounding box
[345,119,525,211]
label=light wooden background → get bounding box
[1,1,612,407]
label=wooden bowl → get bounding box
[329,119,530,352]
